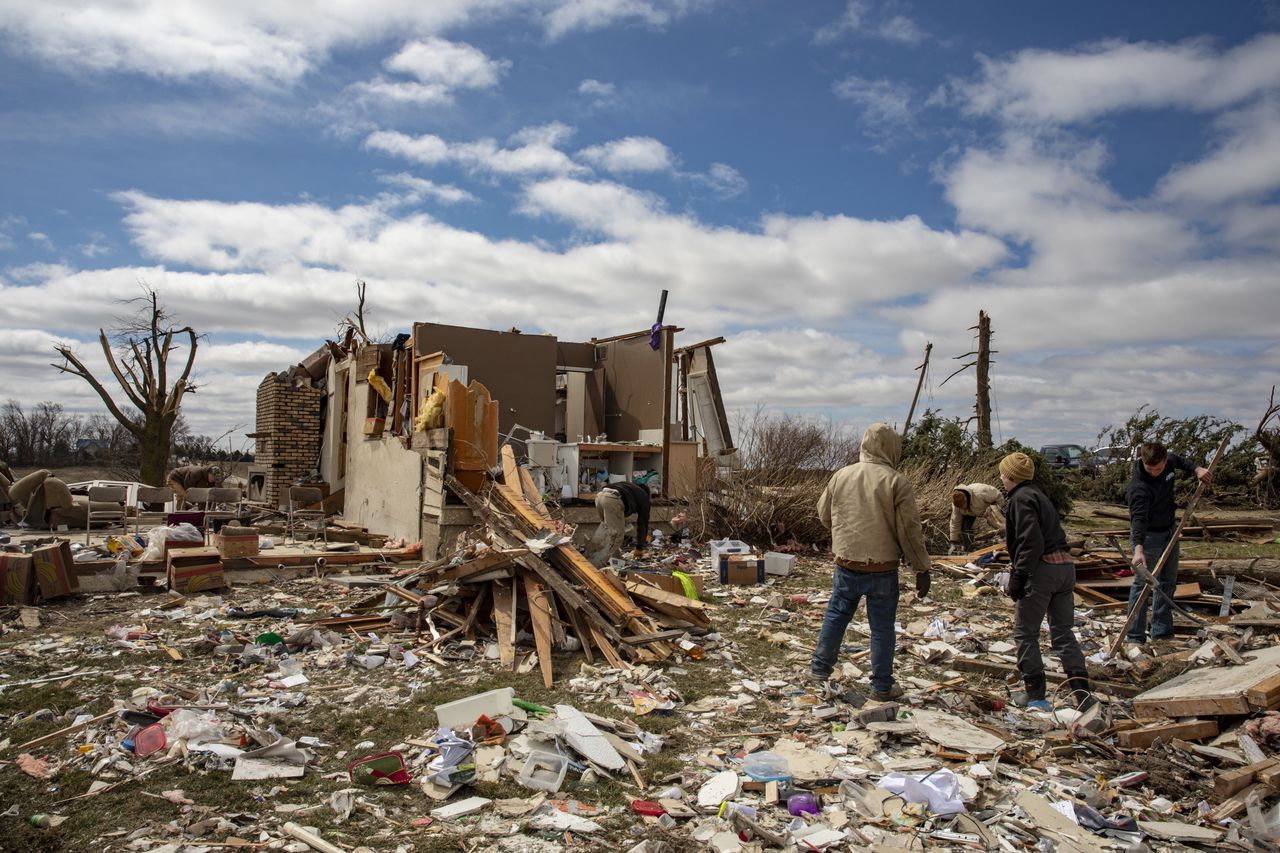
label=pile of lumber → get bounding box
[310,447,709,686]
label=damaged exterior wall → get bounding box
[339,355,424,543]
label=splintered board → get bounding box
[1132,645,1280,719]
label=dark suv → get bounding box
[1039,444,1089,472]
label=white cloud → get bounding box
[577,78,617,106]
[386,37,509,89]
[28,231,54,249]
[1158,100,1280,205]
[578,136,674,173]
[364,126,585,178]
[509,122,575,148]
[814,1,927,46]
[693,163,747,199]
[833,76,914,129]
[943,135,1195,283]
[542,0,713,40]
[958,33,1280,125]
[0,1,706,85]
[578,79,615,97]
[377,172,476,205]
[78,234,112,258]
[351,37,511,105]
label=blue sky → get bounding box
[1,0,1278,451]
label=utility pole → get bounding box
[975,311,992,451]
[902,342,932,437]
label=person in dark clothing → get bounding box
[166,464,223,507]
[999,452,1091,711]
[1125,441,1211,645]
[586,481,651,567]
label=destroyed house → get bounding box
[252,322,736,554]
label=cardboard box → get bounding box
[163,537,207,560]
[32,541,79,599]
[214,527,259,558]
[719,553,765,586]
[0,553,35,605]
[167,549,226,594]
[764,551,796,577]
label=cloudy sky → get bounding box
[1,1,1277,450]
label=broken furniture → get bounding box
[287,486,327,547]
[84,485,128,545]
[132,485,175,536]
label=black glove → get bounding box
[1008,573,1028,601]
[915,571,931,599]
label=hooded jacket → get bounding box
[817,423,931,572]
[949,482,1005,544]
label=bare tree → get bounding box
[1256,386,1280,509]
[51,288,198,485]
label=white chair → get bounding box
[86,485,129,545]
[133,485,174,536]
[287,486,327,547]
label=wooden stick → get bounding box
[8,710,115,753]
[282,821,347,853]
[1108,433,1230,657]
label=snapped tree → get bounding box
[51,289,198,485]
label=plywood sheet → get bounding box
[1133,645,1280,719]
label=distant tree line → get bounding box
[0,399,252,473]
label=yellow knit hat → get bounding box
[999,452,1035,484]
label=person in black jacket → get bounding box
[999,452,1091,711]
[586,480,651,567]
[1125,441,1211,645]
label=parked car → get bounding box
[1039,444,1089,472]
[1086,445,1135,473]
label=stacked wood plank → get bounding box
[312,446,708,687]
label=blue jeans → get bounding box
[811,567,899,693]
[1126,528,1179,642]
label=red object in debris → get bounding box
[133,722,167,757]
[145,700,175,718]
[788,594,809,604]
[989,699,1007,712]
[631,800,667,817]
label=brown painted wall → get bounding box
[597,333,668,441]
[412,323,558,437]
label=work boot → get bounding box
[869,684,904,702]
[1063,672,1094,710]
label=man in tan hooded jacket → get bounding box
[812,423,932,701]
[949,482,1005,552]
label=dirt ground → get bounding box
[0,501,1278,851]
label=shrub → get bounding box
[1077,406,1254,505]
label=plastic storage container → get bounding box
[741,751,792,783]
[518,750,568,792]
[434,687,515,729]
[708,538,751,569]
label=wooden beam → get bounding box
[491,578,516,669]
[1117,719,1218,750]
[523,572,555,688]
[1215,759,1278,801]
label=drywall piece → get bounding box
[910,709,1006,755]
[1015,791,1112,853]
[430,796,492,819]
[232,757,305,780]
[772,738,837,782]
[1133,645,1280,719]
[555,704,626,770]
[435,687,515,729]
[709,831,744,853]
[696,769,742,809]
[1136,821,1223,842]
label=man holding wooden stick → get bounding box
[1124,441,1211,647]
